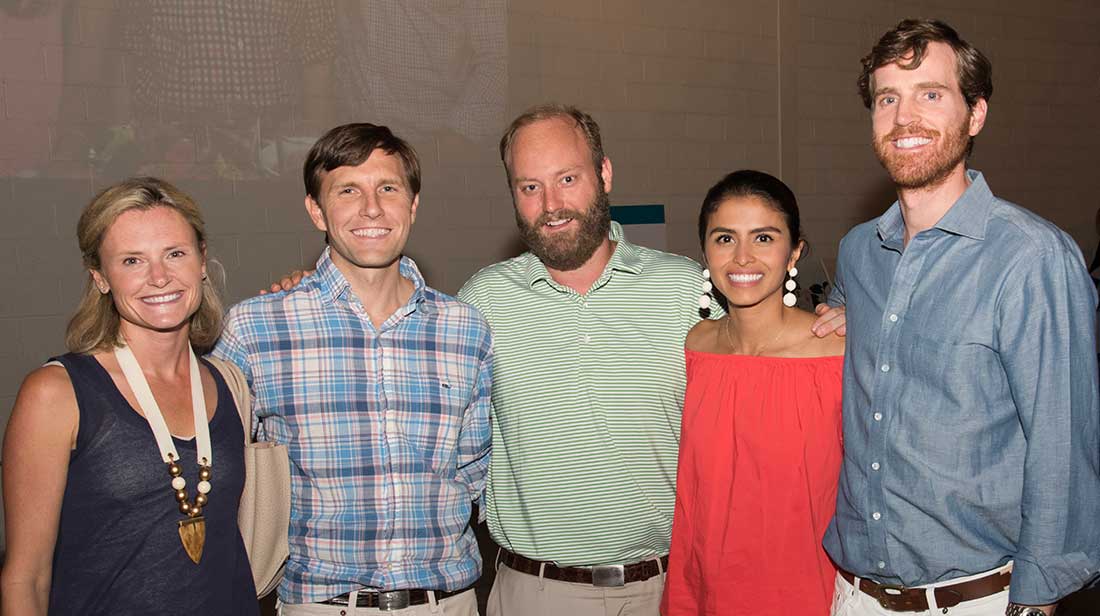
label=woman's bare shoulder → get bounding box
[8,364,79,436]
[686,318,723,353]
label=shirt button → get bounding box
[583,334,591,344]
[889,314,898,322]
[881,364,890,373]
[871,462,880,471]
[872,512,881,521]
[877,561,886,570]
[873,412,883,421]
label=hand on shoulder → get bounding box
[790,309,845,357]
[812,303,847,338]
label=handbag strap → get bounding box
[206,356,253,445]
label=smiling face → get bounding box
[91,206,206,337]
[870,41,987,190]
[506,116,613,271]
[305,148,419,275]
[703,195,802,310]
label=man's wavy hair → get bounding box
[858,19,993,111]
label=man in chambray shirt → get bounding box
[823,19,1100,616]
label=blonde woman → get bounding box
[1,178,258,615]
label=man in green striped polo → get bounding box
[457,105,709,616]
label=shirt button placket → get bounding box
[579,294,591,345]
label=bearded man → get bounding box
[824,20,1100,616]
[455,105,714,616]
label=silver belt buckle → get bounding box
[591,565,625,587]
[378,590,411,611]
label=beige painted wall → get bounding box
[0,0,1097,544]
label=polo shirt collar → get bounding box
[522,221,645,288]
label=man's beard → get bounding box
[873,114,971,190]
[516,187,612,271]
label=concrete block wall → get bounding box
[0,0,1097,547]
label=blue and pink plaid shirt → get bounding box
[213,249,493,604]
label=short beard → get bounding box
[874,114,971,190]
[516,187,612,271]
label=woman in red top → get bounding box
[662,170,845,615]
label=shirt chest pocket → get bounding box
[898,332,1010,419]
[383,376,473,473]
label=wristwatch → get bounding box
[1005,605,1047,616]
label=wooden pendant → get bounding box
[178,516,206,563]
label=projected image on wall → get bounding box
[0,0,507,181]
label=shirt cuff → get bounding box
[1009,551,1098,605]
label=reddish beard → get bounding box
[873,115,971,190]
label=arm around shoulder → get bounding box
[2,365,80,616]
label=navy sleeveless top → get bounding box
[48,353,259,616]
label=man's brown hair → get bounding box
[858,19,993,110]
[303,123,421,201]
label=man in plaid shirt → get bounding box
[214,123,492,615]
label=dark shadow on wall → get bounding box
[855,176,898,224]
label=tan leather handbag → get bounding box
[208,356,290,598]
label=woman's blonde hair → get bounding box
[66,177,223,354]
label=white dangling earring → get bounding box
[699,268,713,310]
[783,266,798,307]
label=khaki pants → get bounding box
[487,562,664,616]
[830,565,1011,616]
[279,589,479,616]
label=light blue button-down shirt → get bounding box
[823,170,1100,605]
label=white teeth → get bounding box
[895,137,932,149]
[353,228,390,237]
[143,292,182,304]
[546,218,572,227]
[728,273,764,283]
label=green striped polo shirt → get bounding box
[457,222,710,566]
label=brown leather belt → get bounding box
[839,568,1011,612]
[321,585,473,611]
[497,548,668,587]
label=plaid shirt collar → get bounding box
[313,247,431,319]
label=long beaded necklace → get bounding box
[115,342,212,564]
